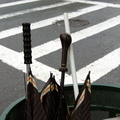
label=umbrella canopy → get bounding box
[70,72,91,120]
[25,70,47,120]
[40,73,60,120]
[40,73,70,120]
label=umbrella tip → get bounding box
[50,72,53,78]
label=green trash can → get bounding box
[1,84,120,120]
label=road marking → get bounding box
[0,0,41,8]
[0,5,106,39]
[30,15,120,59]
[69,0,120,8]
[0,1,74,20]
[0,1,120,84]
[1,15,120,83]
[65,48,120,84]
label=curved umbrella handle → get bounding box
[22,23,32,64]
[57,33,71,120]
[60,33,71,68]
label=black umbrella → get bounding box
[22,23,47,120]
[55,33,71,120]
[40,33,71,120]
[25,69,47,120]
[40,73,60,120]
[70,72,91,120]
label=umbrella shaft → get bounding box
[25,64,31,97]
[26,64,31,75]
[60,71,65,97]
[59,67,67,97]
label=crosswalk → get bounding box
[0,0,120,85]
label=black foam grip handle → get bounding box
[60,33,71,67]
[22,23,32,64]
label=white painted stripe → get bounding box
[0,1,73,20]
[0,45,69,83]
[31,15,120,59]
[69,0,120,8]
[65,48,120,84]
[0,0,40,8]
[0,5,106,39]
[0,1,120,84]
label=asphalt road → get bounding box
[0,0,120,116]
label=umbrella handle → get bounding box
[57,33,71,120]
[59,33,71,68]
[22,23,32,64]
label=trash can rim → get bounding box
[65,83,120,91]
[1,83,120,120]
[0,97,25,120]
